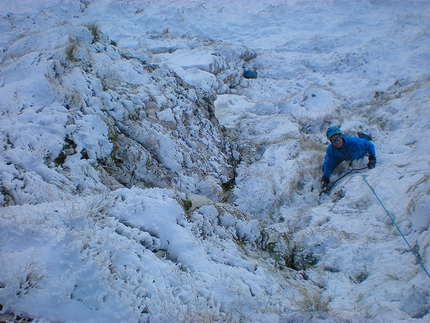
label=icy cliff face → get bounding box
[0,5,257,205]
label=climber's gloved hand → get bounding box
[367,156,376,169]
[321,177,330,193]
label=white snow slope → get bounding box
[0,0,429,322]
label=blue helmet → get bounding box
[326,126,341,139]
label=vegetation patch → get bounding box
[295,288,330,314]
[65,38,78,62]
[265,234,317,271]
[85,23,101,43]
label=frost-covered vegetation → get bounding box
[0,1,429,322]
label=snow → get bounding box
[0,0,429,322]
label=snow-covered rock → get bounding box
[0,1,429,322]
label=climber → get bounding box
[321,126,376,192]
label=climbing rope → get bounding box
[330,165,367,189]
[319,165,367,199]
[361,174,430,279]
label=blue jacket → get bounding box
[323,135,376,180]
